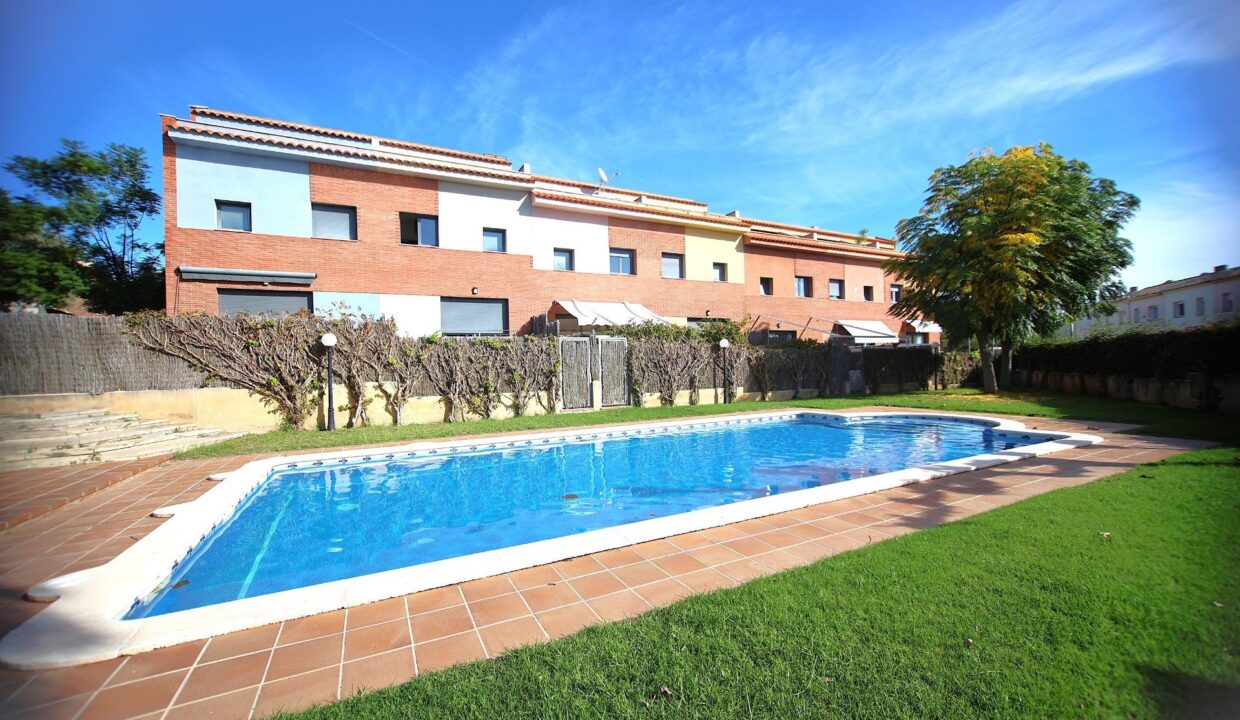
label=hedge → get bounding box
[1014,324,1240,380]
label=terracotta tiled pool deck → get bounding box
[0,411,1211,720]
[0,457,171,532]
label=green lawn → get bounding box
[279,446,1240,719]
[179,388,1240,459]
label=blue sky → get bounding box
[2,0,1236,288]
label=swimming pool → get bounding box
[130,414,1027,617]
[0,411,1100,669]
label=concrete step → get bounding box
[0,420,173,449]
[0,413,143,434]
[94,430,246,462]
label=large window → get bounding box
[1173,301,1185,318]
[440,297,508,336]
[759,277,774,296]
[829,279,844,300]
[662,253,685,279]
[311,203,357,241]
[215,200,251,232]
[890,284,902,303]
[712,262,728,282]
[795,276,812,298]
[553,248,574,271]
[1148,305,1158,319]
[400,212,438,246]
[610,248,635,275]
[482,228,506,253]
[1224,292,1234,312]
[1196,297,1206,315]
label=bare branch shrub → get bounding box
[504,336,557,417]
[413,336,469,422]
[628,338,711,406]
[126,311,325,429]
[323,307,387,428]
[357,320,423,426]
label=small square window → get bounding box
[400,212,438,246]
[828,279,844,300]
[553,248,574,271]
[890,284,902,303]
[759,277,774,296]
[482,228,506,252]
[610,248,635,275]
[662,253,685,279]
[312,203,357,240]
[216,200,251,232]
[712,262,727,282]
[863,285,875,302]
[795,276,812,298]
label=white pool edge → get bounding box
[0,410,1101,670]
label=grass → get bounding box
[279,446,1240,719]
[177,388,1240,459]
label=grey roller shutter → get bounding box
[440,298,508,335]
[218,290,313,316]
[312,204,357,240]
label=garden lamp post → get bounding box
[719,338,731,404]
[321,332,338,431]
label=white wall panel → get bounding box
[175,144,312,236]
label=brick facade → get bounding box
[163,114,937,343]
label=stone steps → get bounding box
[0,411,245,469]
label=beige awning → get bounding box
[552,300,671,326]
[836,320,899,345]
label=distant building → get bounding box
[1064,264,1239,337]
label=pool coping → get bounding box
[0,410,1101,670]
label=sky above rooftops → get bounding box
[1,0,1236,289]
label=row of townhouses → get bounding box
[163,106,941,345]
[1064,264,1238,337]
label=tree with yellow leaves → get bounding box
[884,144,1138,392]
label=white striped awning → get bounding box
[835,320,899,345]
[552,300,670,327]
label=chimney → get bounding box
[1214,264,1228,272]
[726,210,741,217]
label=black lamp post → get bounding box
[321,332,338,431]
[719,338,731,403]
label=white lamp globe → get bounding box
[320,333,338,348]
[718,338,730,349]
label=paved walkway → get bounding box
[0,457,171,531]
[0,412,1210,720]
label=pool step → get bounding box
[0,411,245,469]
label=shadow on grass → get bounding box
[1141,666,1240,720]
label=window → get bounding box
[1148,305,1158,320]
[482,228,506,253]
[215,201,251,232]
[766,330,796,345]
[312,203,357,241]
[759,277,774,296]
[795,276,812,298]
[217,290,311,316]
[1133,308,1141,322]
[553,248,574,271]
[829,278,844,300]
[1224,292,1235,312]
[440,297,508,336]
[662,253,685,279]
[863,285,875,302]
[712,262,728,282]
[1196,297,1206,316]
[1173,301,1185,318]
[890,284,902,303]
[609,248,635,275]
[399,212,438,246]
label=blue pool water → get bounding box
[128,415,1034,618]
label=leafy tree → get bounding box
[6,140,163,313]
[884,144,1138,392]
[0,190,88,308]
